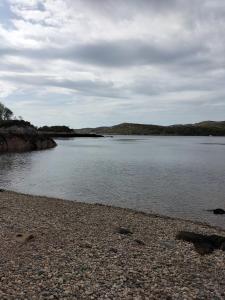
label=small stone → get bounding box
[134,239,145,246]
[116,227,133,235]
[15,233,34,243]
[159,240,176,249]
[109,247,118,253]
[82,242,92,248]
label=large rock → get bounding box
[176,231,225,255]
[0,133,57,153]
[0,121,57,153]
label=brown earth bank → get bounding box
[0,133,57,153]
[0,190,225,299]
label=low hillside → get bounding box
[75,121,225,136]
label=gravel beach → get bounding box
[0,191,225,299]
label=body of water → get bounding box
[0,136,225,228]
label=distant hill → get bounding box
[75,121,225,136]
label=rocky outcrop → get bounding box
[0,121,57,153]
[0,133,57,153]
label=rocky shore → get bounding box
[0,190,225,299]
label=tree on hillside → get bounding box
[0,102,13,121]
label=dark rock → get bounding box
[206,208,225,214]
[220,242,225,251]
[134,239,145,245]
[109,247,118,253]
[208,234,225,248]
[193,241,214,255]
[116,227,133,235]
[212,208,225,215]
[0,122,57,153]
[176,231,225,255]
[81,241,92,248]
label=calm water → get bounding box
[0,136,225,228]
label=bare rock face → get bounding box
[0,131,57,153]
[0,121,57,153]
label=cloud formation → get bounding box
[0,0,225,127]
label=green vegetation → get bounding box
[0,120,34,129]
[0,102,13,121]
[38,125,73,133]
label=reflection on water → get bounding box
[0,136,225,229]
[0,153,33,187]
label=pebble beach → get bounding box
[0,190,225,299]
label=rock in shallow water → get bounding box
[206,208,225,214]
[212,208,225,215]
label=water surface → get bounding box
[0,136,225,228]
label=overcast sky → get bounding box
[0,0,225,128]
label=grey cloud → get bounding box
[0,39,207,69]
[69,40,205,67]
[0,61,31,72]
[132,71,225,97]
[0,74,125,98]
[73,0,178,20]
[69,0,225,25]
[2,0,225,126]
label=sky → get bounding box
[0,0,225,128]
